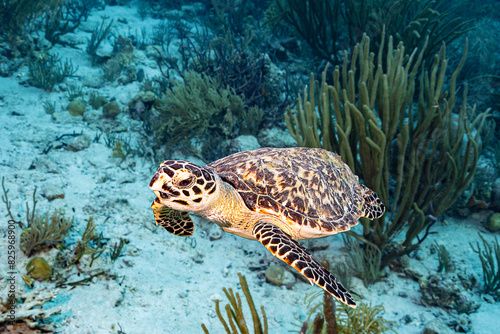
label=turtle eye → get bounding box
[177,176,195,188]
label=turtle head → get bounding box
[149,160,219,212]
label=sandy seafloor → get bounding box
[0,4,499,334]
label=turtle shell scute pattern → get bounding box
[206,147,364,234]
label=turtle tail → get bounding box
[360,184,385,219]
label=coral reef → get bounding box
[1,176,18,225]
[419,273,480,314]
[110,238,127,262]
[42,100,56,115]
[265,0,344,64]
[101,35,136,84]
[0,287,61,332]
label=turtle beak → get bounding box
[153,190,168,200]
[149,172,180,201]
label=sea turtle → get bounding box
[149,147,385,308]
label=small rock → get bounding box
[258,128,297,148]
[398,291,408,298]
[141,91,157,104]
[401,314,414,324]
[210,293,223,302]
[405,257,429,280]
[266,265,285,286]
[229,135,260,153]
[118,174,136,184]
[102,101,121,118]
[42,183,65,201]
[453,313,471,333]
[81,68,105,88]
[208,224,223,241]
[128,91,157,120]
[59,32,87,46]
[423,319,454,334]
[66,134,91,152]
[415,249,427,261]
[265,265,295,288]
[121,65,137,84]
[483,294,495,304]
[31,156,59,173]
[420,273,480,314]
[193,253,204,264]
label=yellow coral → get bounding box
[26,257,52,280]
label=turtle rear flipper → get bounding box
[252,221,356,308]
[360,184,385,219]
[151,198,194,236]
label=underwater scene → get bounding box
[0,0,499,333]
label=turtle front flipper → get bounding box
[252,221,356,308]
[360,184,385,219]
[151,198,194,236]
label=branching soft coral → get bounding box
[202,273,268,334]
[470,234,500,295]
[20,209,73,256]
[154,70,244,144]
[152,70,263,159]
